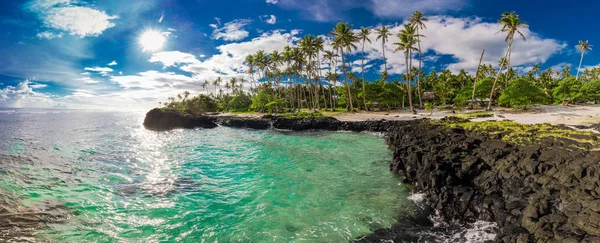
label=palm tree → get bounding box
[394,24,419,114]
[376,26,391,79]
[314,36,326,110]
[532,64,541,77]
[576,40,593,80]
[323,50,338,111]
[244,55,255,91]
[299,34,318,109]
[358,27,371,110]
[487,11,528,110]
[330,22,358,111]
[409,10,428,108]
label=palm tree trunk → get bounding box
[576,52,584,80]
[416,29,423,108]
[470,49,485,109]
[341,49,353,111]
[317,53,323,110]
[382,41,387,80]
[487,38,513,110]
[407,50,414,114]
[361,41,368,111]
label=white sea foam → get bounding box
[446,220,498,243]
[407,192,426,203]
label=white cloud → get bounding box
[341,16,566,75]
[180,30,300,83]
[262,15,277,24]
[28,0,118,38]
[0,80,57,108]
[266,0,278,3]
[211,19,252,41]
[29,83,48,89]
[84,66,113,76]
[110,70,195,89]
[149,51,200,67]
[36,31,63,39]
[78,76,100,84]
[107,60,118,66]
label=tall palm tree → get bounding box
[576,40,593,80]
[330,22,358,111]
[323,50,338,111]
[244,55,255,91]
[376,26,391,79]
[314,36,326,110]
[299,34,319,109]
[358,27,371,110]
[487,11,528,110]
[532,64,541,77]
[394,24,419,114]
[409,10,428,108]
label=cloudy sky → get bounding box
[0,0,597,110]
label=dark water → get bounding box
[0,110,418,242]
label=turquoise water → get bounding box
[0,110,413,242]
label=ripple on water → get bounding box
[0,112,416,242]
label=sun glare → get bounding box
[140,30,165,52]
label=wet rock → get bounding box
[384,120,600,241]
[218,117,271,129]
[143,108,217,131]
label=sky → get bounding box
[0,0,598,110]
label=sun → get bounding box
[139,30,166,52]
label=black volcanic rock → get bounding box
[271,116,342,131]
[384,120,600,242]
[143,108,217,131]
[217,117,271,130]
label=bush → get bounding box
[579,79,600,103]
[454,77,494,106]
[227,93,252,112]
[552,78,582,105]
[499,78,545,109]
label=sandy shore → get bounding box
[333,105,600,126]
[219,105,600,127]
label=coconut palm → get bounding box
[409,10,428,108]
[314,36,326,109]
[532,64,541,77]
[576,40,593,80]
[330,22,358,111]
[244,54,255,91]
[323,50,338,110]
[357,27,372,110]
[394,24,419,114]
[487,11,528,110]
[376,26,391,79]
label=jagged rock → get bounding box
[143,108,217,131]
[385,120,600,242]
[218,117,271,129]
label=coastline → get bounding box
[143,107,600,242]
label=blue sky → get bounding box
[0,0,596,110]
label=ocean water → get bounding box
[0,110,414,242]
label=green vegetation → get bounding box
[160,11,598,115]
[439,119,600,150]
[456,111,493,119]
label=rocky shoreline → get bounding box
[144,108,600,242]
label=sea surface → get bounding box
[0,109,415,242]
